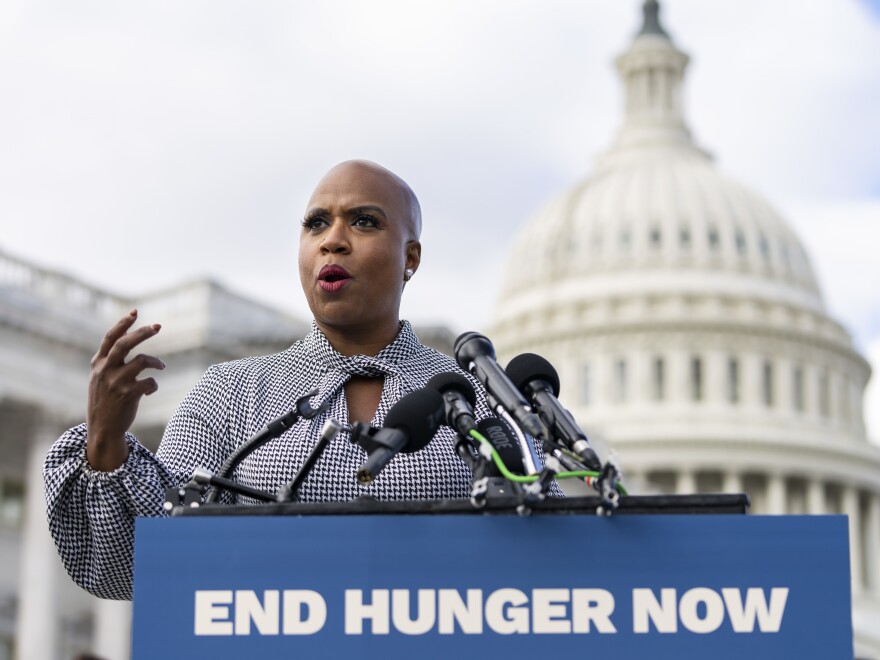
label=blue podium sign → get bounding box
[132,514,851,659]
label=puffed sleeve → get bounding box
[43,366,231,600]
[43,426,176,599]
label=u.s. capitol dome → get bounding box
[491,2,880,655]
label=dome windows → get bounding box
[762,360,775,407]
[759,234,771,262]
[727,357,740,404]
[615,358,628,402]
[819,369,831,417]
[568,341,854,428]
[619,227,632,252]
[653,356,666,401]
[580,363,592,406]
[679,225,691,250]
[649,226,662,250]
[735,229,747,256]
[691,356,704,401]
[780,242,793,274]
[708,225,721,252]
[793,366,805,412]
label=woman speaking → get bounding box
[44,160,492,600]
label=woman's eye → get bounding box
[302,217,328,231]
[353,214,379,228]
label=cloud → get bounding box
[1,0,878,431]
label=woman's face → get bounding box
[298,161,421,337]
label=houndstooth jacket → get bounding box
[43,321,525,600]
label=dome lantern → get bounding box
[600,0,709,171]
[637,0,669,38]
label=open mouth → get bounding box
[318,264,352,291]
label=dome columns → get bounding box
[603,3,701,161]
[866,495,880,592]
[674,469,696,495]
[807,478,826,515]
[644,464,880,596]
[617,47,688,127]
[843,487,863,595]
[764,473,787,515]
[722,470,743,496]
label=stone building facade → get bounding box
[491,2,880,656]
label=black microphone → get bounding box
[454,332,547,441]
[351,388,444,484]
[426,372,477,437]
[476,418,526,476]
[505,353,602,471]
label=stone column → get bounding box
[842,486,863,594]
[807,478,825,515]
[722,471,742,495]
[16,415,63,660]
[864,493,880,595]
[93,597,132,660]
[765,473,787,515]
[675,470,696,495]
[707,350,725,406]
[669,348,688,405]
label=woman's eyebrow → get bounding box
[349,205,388,219]
[304,207,328,218]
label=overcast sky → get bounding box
[2,0,879,437]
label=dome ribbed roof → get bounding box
[500,150,823,306]
[496,1,824,320]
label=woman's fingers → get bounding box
[93,309,139,363]
[132,376,159,397]
[119,353,166,378]
[105,323,162,365]
[92,309,162,368]
[86,316,165,471]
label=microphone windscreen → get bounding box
[384,388,445,453]
[426,371,477,406]
[476,418,526,476]
[505,353,561,397]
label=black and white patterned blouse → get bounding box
[44,321,507,600]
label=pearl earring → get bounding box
[404,268,414,282]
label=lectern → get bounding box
[131,494,852,659]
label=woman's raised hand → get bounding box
[86,309,165,471]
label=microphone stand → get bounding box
[453,434,487,506]
[164,390,331,509]
[276,419,342,502]
[193,468,277,503]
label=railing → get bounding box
[0,246,304,351]
[0,247,129,320]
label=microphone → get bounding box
[425,372,477,437]
[426,372,527,478]
[454,332,547,442]
[505,353,602,471]
[351,388,444,484]
[476,418,526,476]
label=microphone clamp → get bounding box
[596,460,623,516]
[349,423,408,484]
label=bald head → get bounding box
[319,160,422,240]
[300,159,423,340]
